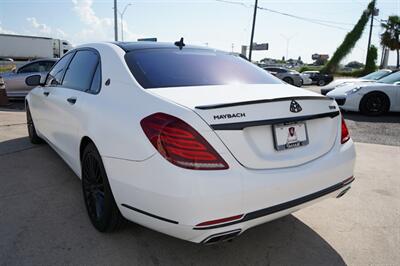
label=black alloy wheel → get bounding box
[283,77,294,85]
[26,104,43,144]
[359,92,390,116]
[81,143,124,232]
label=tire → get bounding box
[359,92,390,116]
[81,142,124,232]
[318,79,326,86]
[283,77,294,85]
[26,104,43,144]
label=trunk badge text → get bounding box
[213,113,246,120]
[290,100,302,113]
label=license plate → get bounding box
[273,122,309,151]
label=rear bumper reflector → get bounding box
[196,214,244,227]
[193,176,355,230]
[121,204,179,224]
[210,111,340,130]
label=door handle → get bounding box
[67,97,77,105]
[43,92,50,96]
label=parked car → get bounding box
[25,42,355,244]
[320,69,393,95]
[263,67,303,87]
[303,71,333,86]
[300,72,313,85]
[0,58,57,98]
[327,71,400,115]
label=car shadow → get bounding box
[120,215,346,266]
[0,99,25,112]
[0,137,346,265]
[342,110,400,123]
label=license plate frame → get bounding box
[272,121,309,151]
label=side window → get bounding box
[45,53,74,86]
[18,62,41,73]
[62,50,99,92]
[40,61,56,72]
[89,63,101,94]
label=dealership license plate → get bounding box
[273,122,309,151]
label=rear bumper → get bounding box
[102,139,355,243]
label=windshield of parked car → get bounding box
[124,48,281,89]
[361,70,391,80]
[377,71,400,84]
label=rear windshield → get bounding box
[124,48,281,89]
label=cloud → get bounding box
[26,17,52,35]
[25,17,67,39]
[70,0,138,43]
[0,21,16,34]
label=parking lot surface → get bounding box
[0,107,399,265]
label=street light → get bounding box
[280,34,294,61]
[118,3,132,42]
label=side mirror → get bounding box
[394,81,400,86]
[25,74,43,86]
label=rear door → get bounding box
[46,49,100,171]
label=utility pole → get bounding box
[248,0,258,62]
[366,7,379,64]
[114,0,118,41]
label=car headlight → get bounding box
[345,86,362,95]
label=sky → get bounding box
[0,0,399,65]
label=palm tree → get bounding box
[381,16,400,68]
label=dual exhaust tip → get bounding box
[202,229,241,244]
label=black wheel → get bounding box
[82,142,124,232]
[283,77,294,85]
[359,92,390,116]
[26,104,43,144]
[318,79,326,86]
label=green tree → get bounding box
[322,0,376,74]
[381,15,400,68]
[363,45,378,74]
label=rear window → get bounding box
[125,48,281,89]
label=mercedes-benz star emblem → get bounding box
[290,100,302,113]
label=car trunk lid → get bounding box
[149,84,340,169]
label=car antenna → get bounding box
[174,37,185,50]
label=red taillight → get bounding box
[196,214,244,227]
[341,116,350,144]
[140,113,229,170]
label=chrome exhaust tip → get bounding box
[202,229,241,244]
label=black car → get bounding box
[302,71,333,86]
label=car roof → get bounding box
[24,58,58,64]
[112,41,216,52]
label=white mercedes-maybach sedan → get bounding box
[25,41,355,244]
[327,71,400,115]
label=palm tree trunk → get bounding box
[397,49,400,68]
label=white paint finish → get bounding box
[27,42,356,243]
[328,82,400,112]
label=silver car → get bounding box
[263,67,303,87]
[0,59,57,98]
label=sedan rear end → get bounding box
[26,42,355,244]
[106,44,356,243]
